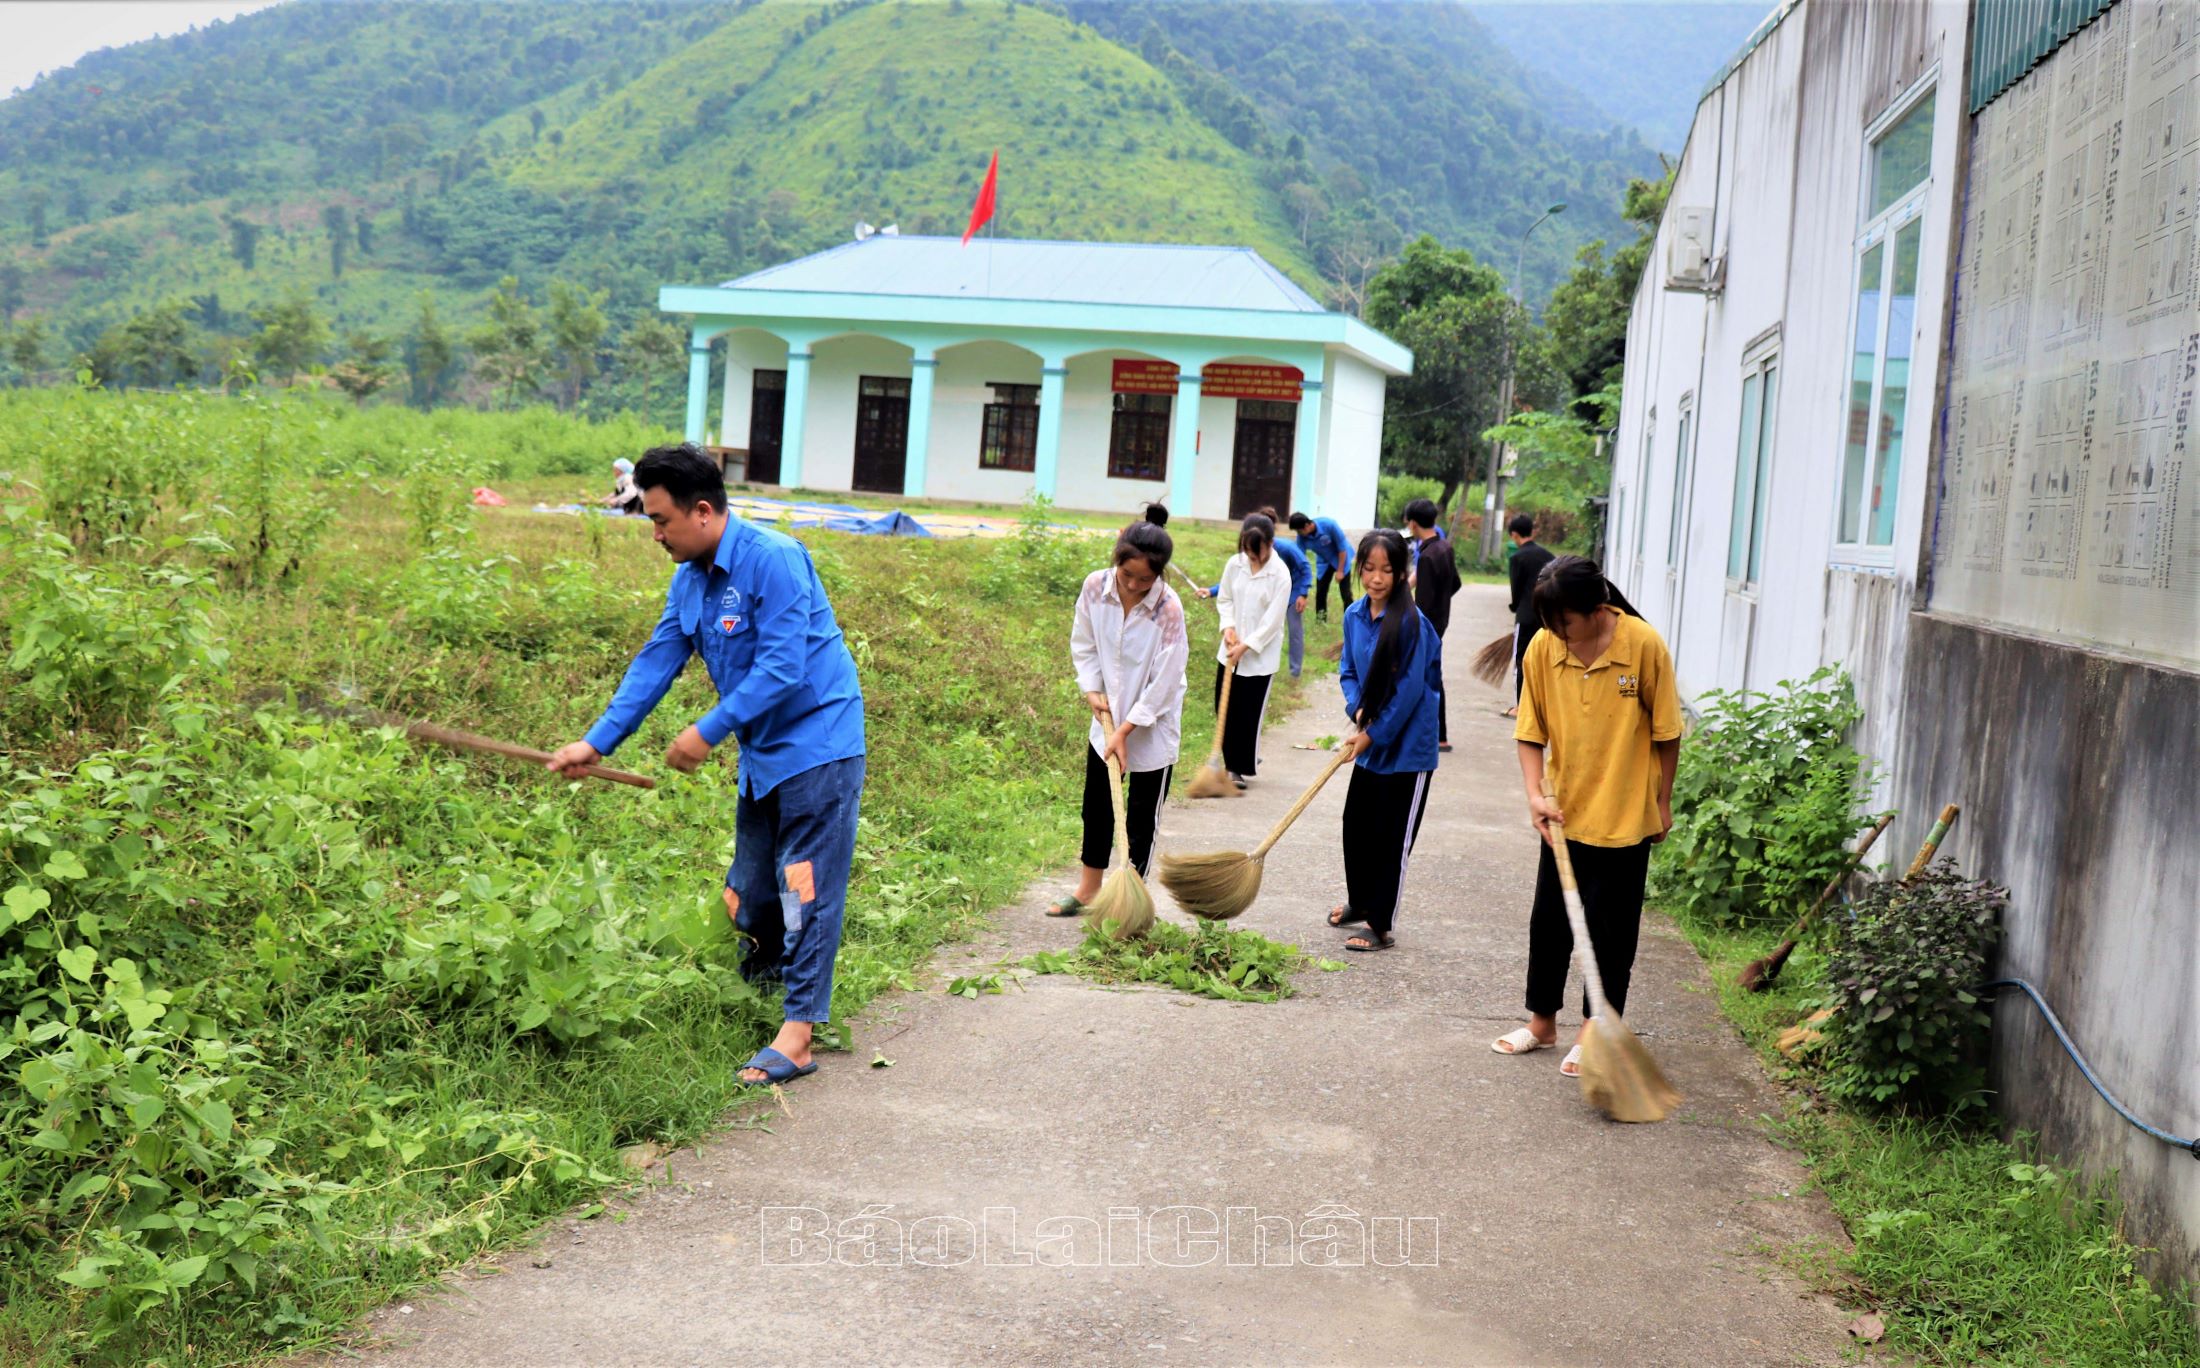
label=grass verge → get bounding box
[1678,918,2200,1365]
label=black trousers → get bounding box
[1080,748,1172,876]
[1340,765,1434,937]
[1526,837,1653,1018]
[1213,663,1272,776]
[1511,624,1541,702]
[1430,622,1449,744]
[1314,565,1355,616]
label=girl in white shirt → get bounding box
[1055,521,1190,915]
[1214,513,1293,788]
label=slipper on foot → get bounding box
[1343,933,1395,952]
[1492,1027,1554,1055]
[1560,1044,1583,1078]
[1046,894,1087,917]
[1327,904,1366,928]
[738,1046,817,1086]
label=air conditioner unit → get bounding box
[1664,208,1724,294]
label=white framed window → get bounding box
[1666,397,1694,568]
[1837,80,1935,558]
[1727,350,1779,588]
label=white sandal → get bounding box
[1560,1044,1583,1078]
[1492,1027,1553,1055]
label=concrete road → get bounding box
[325,584,1853,1367]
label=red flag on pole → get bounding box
[961,152,998,245]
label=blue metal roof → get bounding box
[724,236,1328,314]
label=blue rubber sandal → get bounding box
[738,1046,818,1085]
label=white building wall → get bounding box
[928,341,1043,508]
[1614,0,1968,757]
[1055,351,1179,517]
[720,330,789,451]
[803,334,915,493]
[1322,353,1386,528]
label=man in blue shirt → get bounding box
[1288,511,1355,621]
[549,443,865,1089]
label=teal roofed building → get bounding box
[659,236,1413,524]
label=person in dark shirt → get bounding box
[1403,498,1461,751]
[1504,514,1555,717]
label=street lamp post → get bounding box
[1479,201,1567,565]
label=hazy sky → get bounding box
[0,1,283,99]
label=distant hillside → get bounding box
[0,0,1657,406]
[1470,2,1768,153]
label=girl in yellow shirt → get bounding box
[1492,556,1683,1078]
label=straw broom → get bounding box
[1468,631,1517,688]
[1185,664,1240,799]
[1083,709,1156,939]
[1544,779,1681,1123]
[1159,741,1356,920]
[1737,812,1893,992]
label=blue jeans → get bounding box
[725,754,865,1024]
[1287,601,1305,678]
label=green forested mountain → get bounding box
[0,0,1659,412]
[1470,2,1768,153]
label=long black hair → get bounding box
[1114,519,1174,577]
[1352,528,1423,727]
[1530,554,1643,633]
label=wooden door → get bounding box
[852,375,910,494]
[746,369,785,485]
[1229,400,1297,518]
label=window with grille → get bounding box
[979,381,1038,471]
[1107,392,1172,480]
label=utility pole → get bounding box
[1480,201,1567,565]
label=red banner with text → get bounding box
[1111,359,1181,394]
[1200,363,1304,402]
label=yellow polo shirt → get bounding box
[1514,608,1684,847]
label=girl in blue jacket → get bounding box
[1330,529,1443,951]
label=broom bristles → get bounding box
[1468,632,1515,688]
[1084,865,1156,939]
[1737,938,1795,993]
[1184,760,1239,800]
[1156,849,1264,920]
[1577,1014,1682,1123]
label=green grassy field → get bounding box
[0,385,1338,1363]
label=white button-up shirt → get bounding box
[1216,550,1293,678]
[1072,568,1190,773]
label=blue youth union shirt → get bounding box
[1297,517,1353,573]
[584,517,865,798]
[1273,538,1313,600]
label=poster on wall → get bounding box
[1111,359,1180,394]
[1200,363,1305,402]
[1932,0,2200,664]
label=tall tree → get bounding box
[0,263,23,322]
[403,293,460,409]
[1363,235,1525,510]
[467,275,544,410]
[249,292,330,379]
[322,203,350,278]
[225,214,262,271]
[330,330,398,405]
[27,195,48,249]
[621,311,686,420]
[545,280,609,410]
[92,301,200,389]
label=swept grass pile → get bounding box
[1020,919,1340,1003]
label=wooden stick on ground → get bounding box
[1737,813,1894,993]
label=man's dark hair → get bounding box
[1403,497,1440,530]
[1143,502,1170,526]
[633,442,727,514]
[1507,513,1536,538]
[1287,511,1312,531]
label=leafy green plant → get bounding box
[1652,667,1878,928]
[1815,863,2006,1114]
[198,382,334,588]
[1376,473,1443,527]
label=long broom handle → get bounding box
[1098,708,1132,864]
[1250,742,1357,858]
[1543,778,1613,1022]
[405,721,657,791]
[1795,813,1894,930]
[1903,803,1960,880]
[1202,664,1237,768]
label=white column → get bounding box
[1292,379,1324,514]
[780,349,813,489]
[903,355,937,499]
[1168,368,1202,514]
[683,333,713,444]
[1033,363,1068,500]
